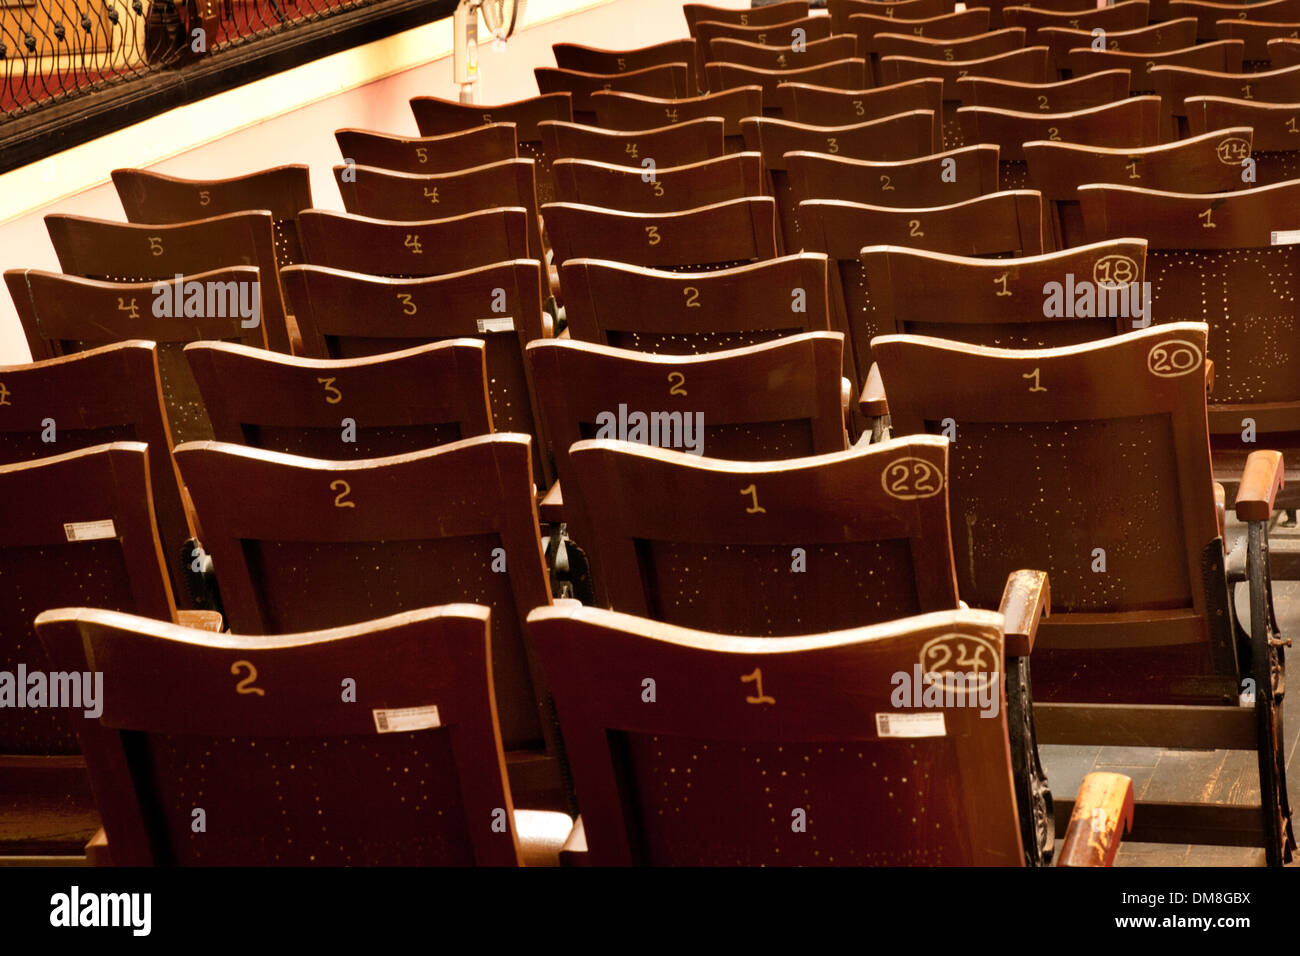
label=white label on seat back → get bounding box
[1270,229,1300,245]
[63,519,117,542]
[476,317,515,333]
[875,712,946,738]
[373,705,441,733]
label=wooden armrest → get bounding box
[552,597,584,611]
[858,362,889,419]
[1235,450,1285,521]
[1056,772,1134,867]
[548,263,562,302]
[558,814,589,866]
[85,827,112,866]
[1204,358,1214,394]
[542,310,554,338]
[1213,481,1226,540]
[557,326,571,339]
[539,481,564,524]
[997,569,1049,658]
[841,376,851,420]
[176,610,224,632]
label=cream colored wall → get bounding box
[0,0,750,363]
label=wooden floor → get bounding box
[1040,513,1300,867]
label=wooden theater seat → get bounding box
[786,145,1002,209]
[591,87,763,153]
[684,0,809,36]
[872,323,1294,866]
[694,16,833,94]
[551,152,766,212]
[1079,178,1300,515]
[1216,19,1300,69]
[539,117,727,168]
[870,27,1028,69]
[35,604,574,866]
[849,8,993,66]
[772,78,944,126]
[708,35,860,75]
[529,603,1133,866]
[1037,19,1196,76]
[1024,127,1254,246]
[295,207,531,280]
[111,164,313,267]
[1185,96,1300,183]
[278,260,550,484]
[1003,1,1150,40]
[830,0,955,34]
[0,343,197,603]
[409,92,573,204]
[171,434,564,808]
[1169,0,1300,42]
[0,443,182,857]
[542,196,779,272]
[954,71,1132,114]
[705,58,871,96]
[185,339,493,458]
[970,0,1096,30]
[1065,40,1244,105]
[44,210,292,353]
[525,333,850,521]
[334,124,519,175]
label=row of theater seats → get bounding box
[1,0,1295,866]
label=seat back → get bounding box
[553,39,700,96]
[800,191,1045,373]
[1269,36,1300,66]
[172,435,553,753]
[0,443,175,755]
[279,261,550,484]
[1152,62,1300,136]
[0,343,193,601]
[295,207,532,279]
[409,92,574,204]
[706,58,871,96]
[957,96,1163,190]
[552,152,766,212]
[563,434,958,631]
[969,0,1096,29]
[185,340,493,458]
[1025,127,1254,245]
[543,197,780,272]
[334,124,518,175]
[849,9,993,65]
[44,210,292,353]
[870,27,1028,66]
[708,35,859,74]
[773,78,944,126]
[872,324,1235,704]
[1079,179,1300,448]
[741,112,940,248]
[786,145,1002,209]
[540,117,727,167]
[527,334,849,495]
[36,604,525,866]
[591,87,763,152]
[1185,96,1300,183]
[685,0,809,35]
[535,64,692,123]
[333,159,546,266]
[4,266,265,444]
[528,603,1023,866]
[111,165,313,268]
[859,239,1148,361]
[559,253,843,370]
[954,71,1131,113]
